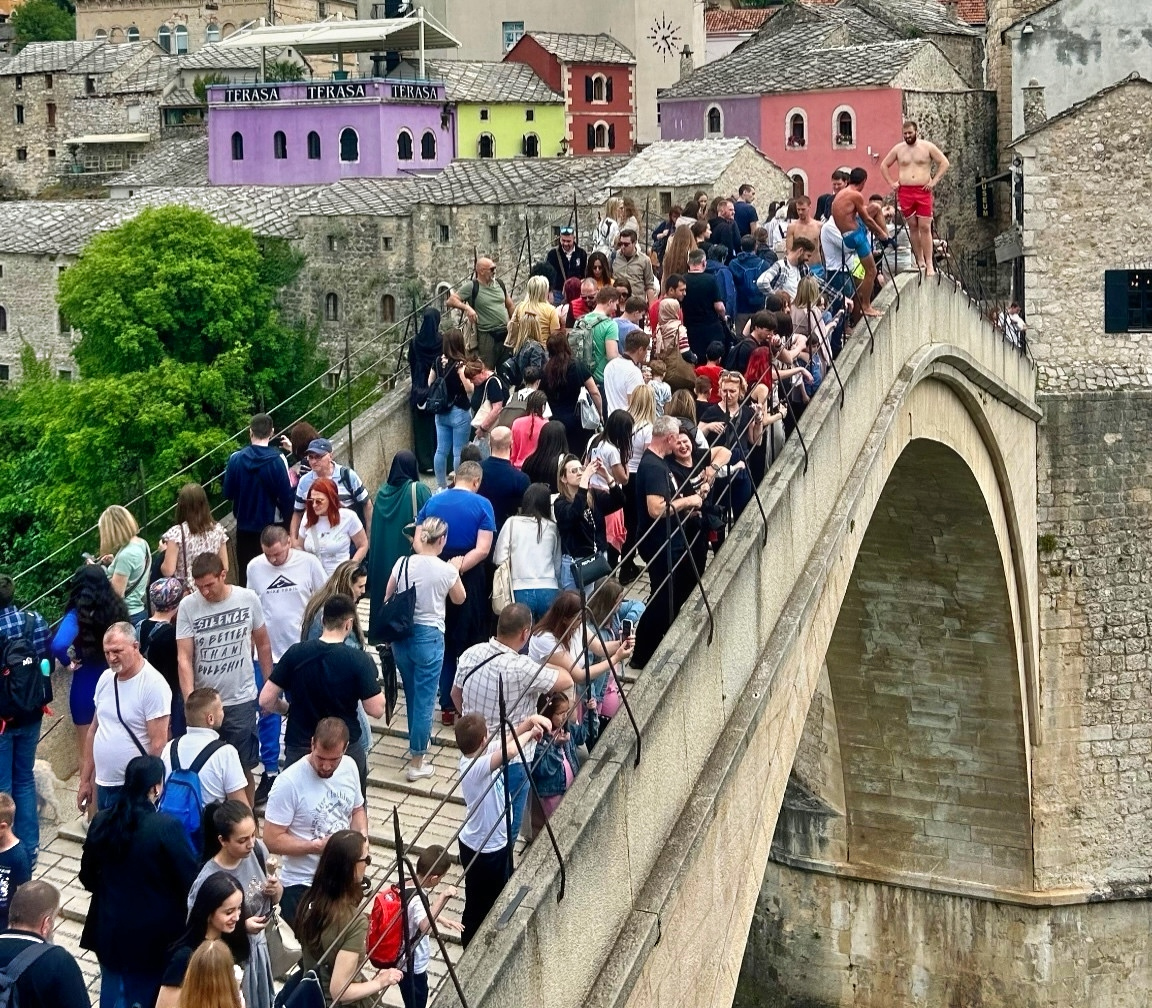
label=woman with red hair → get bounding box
[299,476,368,576]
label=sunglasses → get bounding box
[358,855,373,866]
[718,371,743,380]
[560,228,574,235]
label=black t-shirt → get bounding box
[469,374,508,416]
[139,619,179,695]
[700,403,755,457]
[269,639,381,749]
[479,456,530,530]
[725,338,761,374]
[0,843,30,930]
[435,356,471,411]
[160,941,195,988]
[0,933,89,1008]
[634,450,685,562]
[682,273,723,328]
[541,360,593,418]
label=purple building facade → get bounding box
[658,94,761,146]
[207,79,456,184]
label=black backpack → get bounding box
[0,615,44,725]
[0,940,52,1007]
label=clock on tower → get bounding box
[648,14,682,60]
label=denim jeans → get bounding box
[0,720,39,863]
[393,624,445,757]
[254,661,281,777]
[434,406,473,487]
[513,587,557,621]
[504,760,530,844]
[99,967,162,1008]
[96,784,122,811]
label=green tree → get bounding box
[11,0,75,48]
[265,60,305,82]
[192,72,230,103]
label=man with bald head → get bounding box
[447,257,514,367]
[480,426,529,530]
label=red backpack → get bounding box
[366,886,405,968]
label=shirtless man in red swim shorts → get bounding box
[881,120,950,276]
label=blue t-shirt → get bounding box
[479,457,530,531]
[734,200,759,237]
[0,842,31,930]
[417,489,496,554]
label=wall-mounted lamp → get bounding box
[559,137,569,156]
[1022,22,1034,35]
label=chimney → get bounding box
[679,45,694,81]
[1023,78,1046,131]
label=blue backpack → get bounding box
[159,737,226,851]
[729,253,768,314]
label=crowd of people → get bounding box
[0,144,953,1007]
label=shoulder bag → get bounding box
[491,520,516,614]
[578,387,602,431]
[377,554,416,643]
[113,674,149,758]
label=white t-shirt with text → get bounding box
[247,550,328,661]
[176,587,265,707]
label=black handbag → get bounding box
[376,554,416,643]
[572,553,612,591]
[376,644,399,725]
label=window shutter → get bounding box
[608,123,616,150]
[587,124,595,150]
[1104,270,1130,334]
[606,76,613,103]
[585,76,593,102]
[521,134,528,156]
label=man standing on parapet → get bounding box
[880,120,950,277]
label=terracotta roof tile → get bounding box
[955,0,986,24]
[704,9,776,34]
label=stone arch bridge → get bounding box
[434,274,1047,1008]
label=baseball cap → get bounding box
[306,438,334,456]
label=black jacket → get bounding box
[79,808,199,972]
[0,932,89,1008]
[222,444,295,533]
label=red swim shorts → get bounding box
[898,184,933,219]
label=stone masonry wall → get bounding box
[986,0,1055,165]
[1032,390,1152,891]
[736,861,1152,1008]
[0,253,79,379]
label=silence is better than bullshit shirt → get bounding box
[176,586,264,707]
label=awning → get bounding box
[62,133,151,144]
[217,9,461,55]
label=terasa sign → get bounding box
[223,85,281,103]
[306,82,369,100]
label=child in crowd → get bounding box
[514,366,552,417]
[454,712,550,948]
[646,360,671,417]
[529,691,594,833]
[399,845,461,1008]
[802,334,824,398]
[510,390,549,469]
[0,793,31,930]
[695,342,725,404]
[694,375,713,409]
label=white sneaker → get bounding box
[405,764,435,782]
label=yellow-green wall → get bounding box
[456,101,565,159]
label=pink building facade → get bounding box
[659,85,905,197]
[207,78,455,185]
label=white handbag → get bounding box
[578,387,602,431]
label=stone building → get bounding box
[423,59,564,160]
[0,40,178,196]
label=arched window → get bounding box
[397,129,413,161]
[94,28,107,39]
[833,106,856,148]
[788,170,808,198]
[324,292,339,321]
[522,133,539,157]
[231,131,244,160]
[478,133,494,158]
[0,306,6,332]
[380,293,395,323]
[706,105,722,135]
[157,25,171,52]
[206,21,221,43]
[221,22,235,37]
[109,26,124,41]
[588,73,607,103]
[126,25,139,41]
[273,131,287,159]
[786,109,807,149]
[339,127,358,162]
[307,131,321,159]
[591,121,610,150]
[420,130,436,160]
[173,24,189,54]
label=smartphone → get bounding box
[82,552,95,563]
[621,618,635,640]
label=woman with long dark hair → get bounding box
[539,331,600,458]
[52,564,130,752]
[296,830,403,1007]
[160,482,229,587]
[493,483,561,619]
[409,308,442,473]
[586,251,613,289]
[156,871,253,1008]
[80,755,199,1008]
[520,421,570,493]
[429,328,476,490]
[554,453,625,591]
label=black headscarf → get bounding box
[387,450,419,488]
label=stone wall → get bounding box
[901,88,998,255]
[737,860,1152,1008]
[986,0,1055,166]
[1033,389,1152,891]
[0,253,79,379]
[0,74,86,195]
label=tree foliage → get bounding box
[192,72,230,103]
[265,60,306,82]
[11,0,75,48]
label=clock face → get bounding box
[648,14,682,60]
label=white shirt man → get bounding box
[246,527,328,662]
[263,717,367,926]
[78,622,171,811]
[161,687,248,806]
[604,330,652,415]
